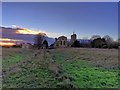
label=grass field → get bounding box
[2,47,119,88]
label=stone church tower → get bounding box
[70,32,77,45]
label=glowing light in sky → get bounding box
[15,28,45,35]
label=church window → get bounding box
[63,41,65,45]
[60,41,62,45]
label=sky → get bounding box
[2,2,118,40]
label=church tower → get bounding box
[70,32,77,45]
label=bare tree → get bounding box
[34,33,46,49]
[103,35,114,42]
[103,35,114,48]
[91,38,106,48]
[90,35,101,40]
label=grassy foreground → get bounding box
[2,48,119,88]
[2,48,59,88]
[51,50,119,88]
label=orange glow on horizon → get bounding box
[0,42,16,46]
[0,38,23,47]
[0,38,23,42]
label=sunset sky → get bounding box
[1,2,118,46]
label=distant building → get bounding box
[54,36,68,48]
[22,43,32,49]
[54,33,77,48]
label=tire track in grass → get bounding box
[45,49,75,88]
[3,49,60,88]
[2,49,45,88]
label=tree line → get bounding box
[72,35,119,49]
[34,33,120,49]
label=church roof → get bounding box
[58,36,67,39]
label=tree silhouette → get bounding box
[43,40,48,48]
[103,35,114,48]
[91,38,106,48]
[34,33,46,49]
[72,40,80,47]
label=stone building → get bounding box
[53,33,77,48]
[54,36,68,48]
[70,33,77,46]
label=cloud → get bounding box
[43,31,60,38]
[15,28,45,35]
[12,25,20,29]
[1,26,36,46]
[0,38,23,42]
[0,26,59,46]
[28,28,61,38]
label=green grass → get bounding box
[2,48,119,88]
[2,49,32,67]
[3,67,59,88]
[51,52,119,88]
[3,54,24,67]
[2,49,60,88]
[65,64,118,88]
